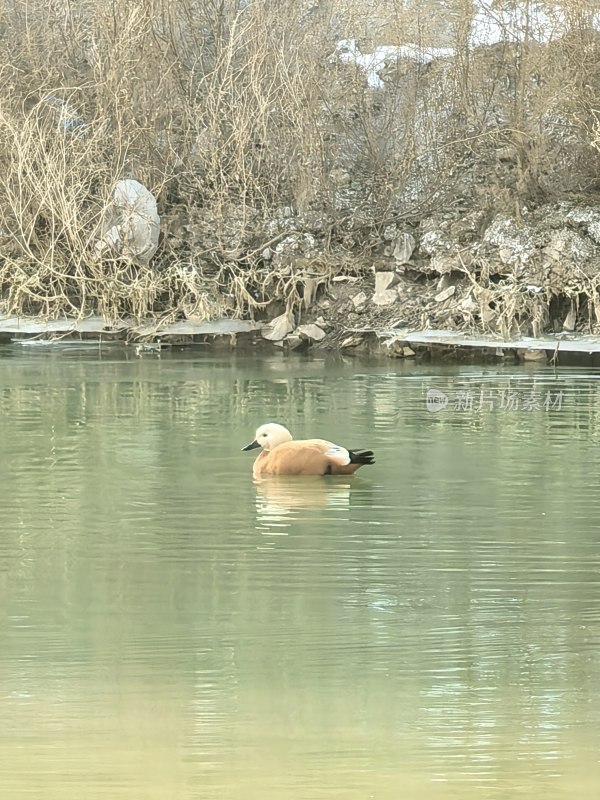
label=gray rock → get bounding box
[283,334,304,350]
[262,312,295,341]
[418,225,465,273]
[375,271,399,292]
[373,289,398,306]
[393,233,416,264]
[563,302,577,332]
[435,285,456,303]
[459,294,478,314]
[274,233,316,257]
[543,228,594,265]
[420,229,452,256]
[302,278,319,309]
[437,273,453,291]
[351,291,368,308]
[341,335,364,348]
[372,272,399,306]
[95,179,160,265]
[566,206,600,244]
[482,215,535,267]
[296,323,326,342]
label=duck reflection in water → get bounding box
[254,475,353,515]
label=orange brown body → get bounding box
[242,423,375,478]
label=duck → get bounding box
[242,422,375,477]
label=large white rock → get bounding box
[95,179,160,265]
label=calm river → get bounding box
[1,345,599,799]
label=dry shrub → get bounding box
[0,0,599,324]
[0,0,340,320]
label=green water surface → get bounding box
[1,346,599,799]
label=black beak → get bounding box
[241,439,260,451]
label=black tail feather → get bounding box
[348,449,375,466]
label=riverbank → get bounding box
[2,8,600,355]
[5,311,600,366]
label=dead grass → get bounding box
[0,0,599,327]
